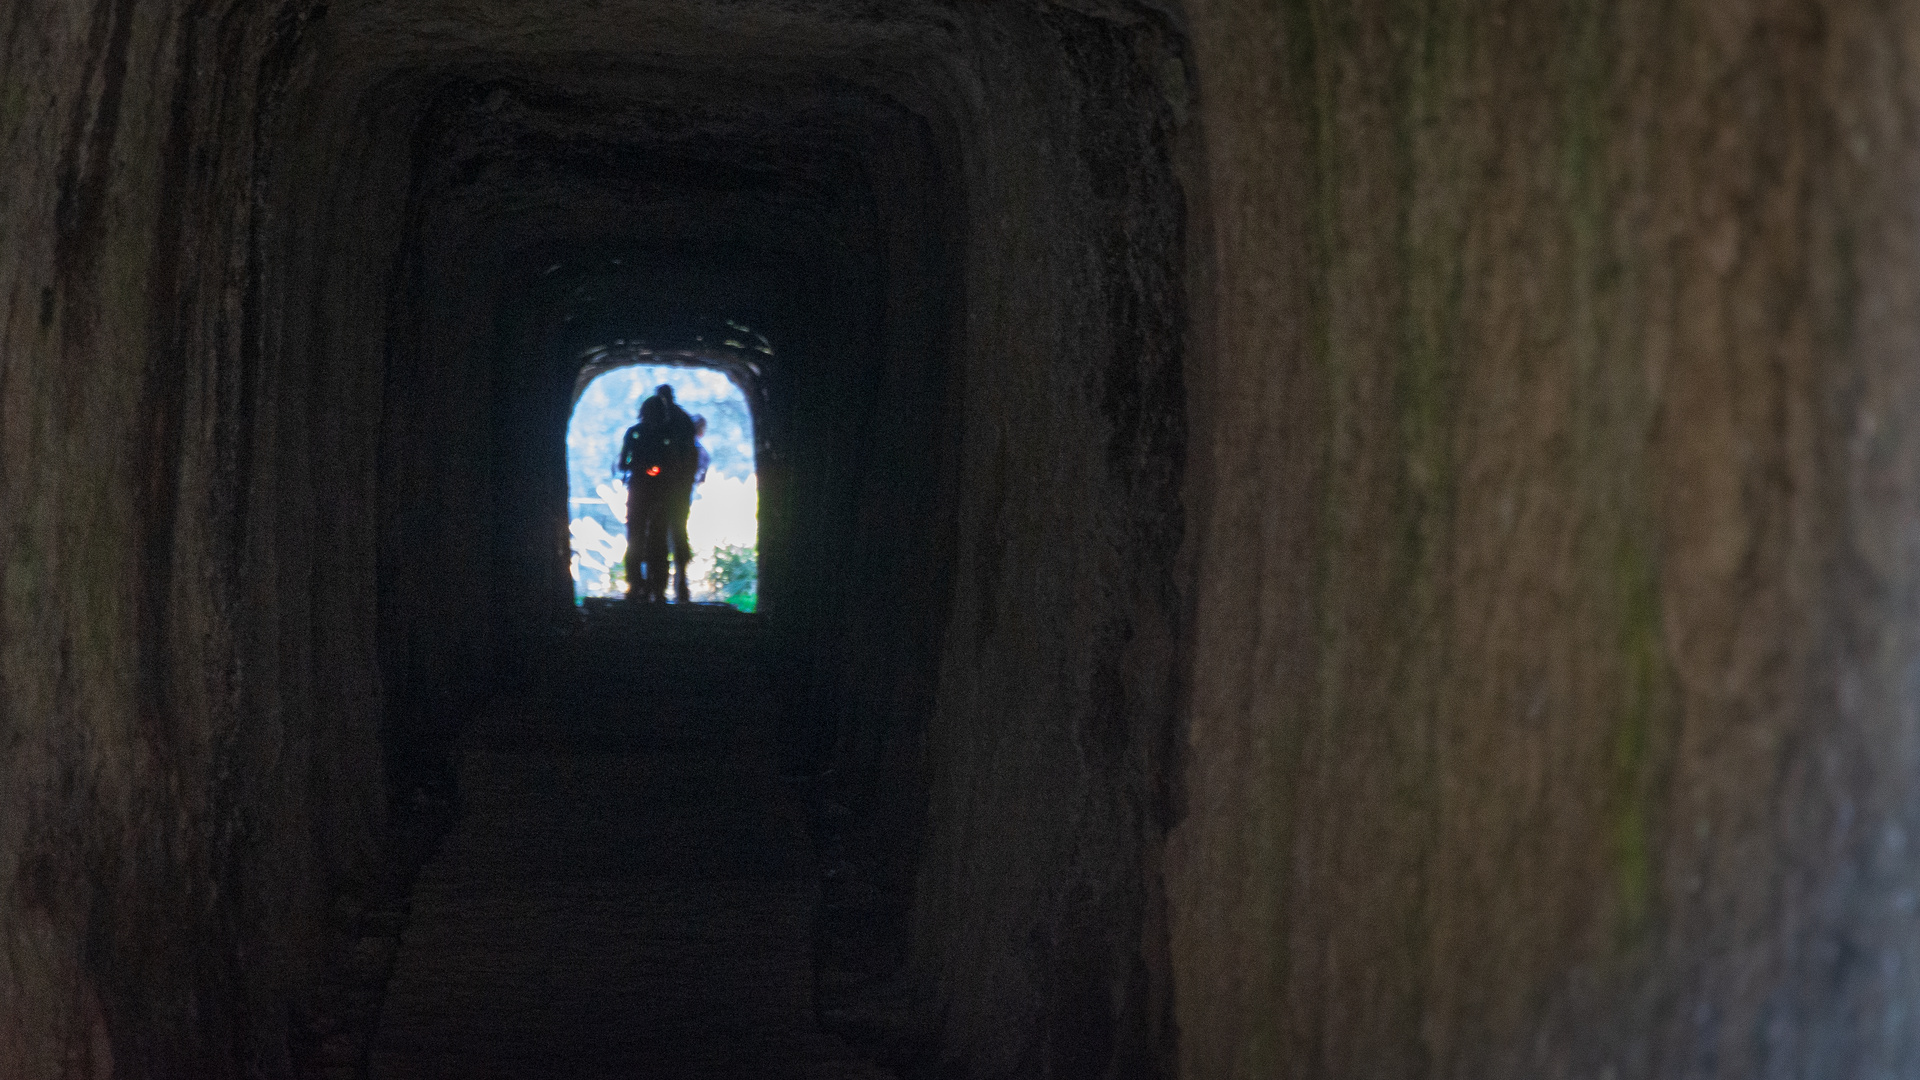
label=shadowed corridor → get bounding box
[368,608,885,1078]
[15,1,1920,1078]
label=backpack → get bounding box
[622,422,675,479]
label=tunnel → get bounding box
[11,0,1920,1078]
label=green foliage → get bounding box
[706,543,757,612]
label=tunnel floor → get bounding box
[366,610,890,1079]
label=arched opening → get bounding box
[566,357,760,608]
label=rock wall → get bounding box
[902,8,1190,1077]
[1171,1,1920,1076]
[1,2,384,1075]
[26,0,1920,1077]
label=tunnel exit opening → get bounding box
[566,354,761,609]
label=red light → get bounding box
[646,466,661,477]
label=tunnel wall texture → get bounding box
[19,1,1920,1078]
[901,10,1189,1077]
[2,2,385,1073]
[1171,1,1920,1077]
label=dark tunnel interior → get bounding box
[33,0,1912,1077]
[0,1,1189,1075]
[341,27,1142,1080]
[312,8,1187,1072]
[357,61,985,1071]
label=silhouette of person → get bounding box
[617,385,698,603]
[692,414,711,486]
[617,396,669,602]
[655,388,700,603]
